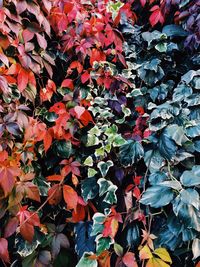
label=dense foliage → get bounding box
[0,0,200,266]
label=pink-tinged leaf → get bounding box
[0,238,10,263]
[81,71,90,84]
[149,6,165,27]
[74,106,85,118]
[122,252,138,267]
[0,52,9,67]
[4,217,19,238]
[61,79,74,90]
[140,0,146,7]
[22,29,34,43]
[36,33,47,50]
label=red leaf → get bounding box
[63,185,78,211]
[149,6,165,27]
[43,129,53,152]
[0,238,10,263]
[133,186,141,201]
[81,71,90,84]
[0,164,21,196]
[4,217,19,238]
[17,206,40,242]
[102,217,119,238]
[122,252,138,267]
[74,106,94,126]
[61,79,74,90]
[17,68,29,92]
[47,174,63,182]
[71,204,86,222]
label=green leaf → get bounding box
[81,177,99,202]
[155,43,167,53]
[98,178,117,204]
[119,140,144,166]
[54,140,72,158]
[180,165,200,186]
[95,235,113,255]
[76,252,97,267]
[140,186,174,208]
[114,243,123,256]
[84,156,93,167]
[91,213,105,236]
[97,161,113,177]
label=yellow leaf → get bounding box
[154,248,172,263]
[146,257,170,267]
[139,245,153,260]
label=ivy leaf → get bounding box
[180,189,199,210]
[114,243,123,256]
[159,131,177,160]
[119,140,144,166]
[95,235,113,255]
[76,252,97,267]
[162,24,188,37]
[97,161,113,177]
[180,166,200,186]
[54,140,72,158]
[140,186,174,208]
[81,177,99,202]
[75,222,95,258]
[98,178,117,204]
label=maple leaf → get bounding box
[141,230,157,250]
[17,205,40,243]
[0,238,10,263]
[63,185,78,211]
[60,158,81,177]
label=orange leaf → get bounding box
[43,129,53,152]
[98,250,111,267]
[47,174,63,182]
[63,185,78,211]
[48,184,62,205]
[17,68,29,92]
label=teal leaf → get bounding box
[159,131,177,160]
[140,186,174,208]
[95,235,113,255]
[97,161,113,177]
[119,140,144,166]
[76,252,97,267]
[180,165,200,186]
[162,24,188,37]
[81,177,99,202]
